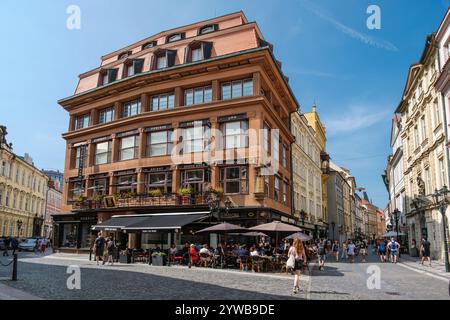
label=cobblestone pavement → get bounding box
[0,248,449,300]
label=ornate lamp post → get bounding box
[432,186,450,273]
[392,208,400,240]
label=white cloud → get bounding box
[324,106,390,136]
[300,0,399,52]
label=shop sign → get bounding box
[218,114,247,123]
[281,216,289,222]
[179,119,209,128]
[288,218,296,225]
[223,212,240,219]
[92,136,111,143]
[145,124,172,132]
[142,230,157,233]
[143,166,171,173]
[117,129,138,138]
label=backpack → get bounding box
[318,243,326,255]
[379,242,386,251]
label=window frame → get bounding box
[220,166,248,195]
[94,141,112,165]
[119,135,140,161]
[150,93,175,111]
[220,120,249,149]
[75,114,91,130]
[221,78,253,100]
[122,99,141,118]
[146,130,173,157]
[184,85,212,106]
[99,107,115,124]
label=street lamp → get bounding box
[432,186,450,273]
[392,208,400,240]
[331,221,335,241]
[300,210,306,226]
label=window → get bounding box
[124,59,144,77]
[191,48,202,62]
[122,100,141,117]
[94,141,111,165]
[142,41,157,50]
[99,107,114,124]
[199,24,218,35]
[166,33,185,43]
[92,179,109,196]
[440,159,446,187]
[220,166,248,194]
[75,114,90,130]
[119,136,140,161]
[147,130,173,156]
[263,124,270,153]
[184,86,212,106]
[281,144,288,168]
[435,100,441,126]
[152,49,177,70]
[99,68,118,86]
[283,181,288,205]
[145,172,172,194]
[157,56,167,69]
[151,93,175,111]
[185,41,213,63]
[420,116,426,141]
[274,176,280,201]
[221,79,253,100]
[118,51,131,60]
[117,175,137,193]
[221,120,249,149]
[264,175,270,197]
[74,145,87,169]
[182,126,210,153]
[273,137,280,163]
[414,126,419,148]
[181,169,210,194]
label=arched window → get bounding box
[142,41,157,50]
[150,49,177,70]
[118,51,132,60]
[166,32,185,43]
[198,24,218,35]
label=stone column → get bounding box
[212,80,220,101]
[137,168,145,195]
[114,101,121,120]
[138,128,146,158]
[174,87,183,107]
[111,134,119,163]
[141,93,149,113]
[253,72,261,96]
[90,109,99,126]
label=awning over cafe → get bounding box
[92,212,208,232]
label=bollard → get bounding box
[12,254,17,281]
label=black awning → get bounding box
[92,213,208,232]
[92,216,149,231]
[124,213,207,231]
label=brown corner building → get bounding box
[55,12,299,252]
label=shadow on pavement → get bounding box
[7,260,304,300]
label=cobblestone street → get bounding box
[1,249,449,300]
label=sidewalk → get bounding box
[398,254,450,281]
[0,283,42,300]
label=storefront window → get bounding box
[61,224,78,248]
[80,223,94,249]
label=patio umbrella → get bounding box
[284,232,313,242]
[383,231,405,238]
[249,221,302,244]
[196,222,247,234]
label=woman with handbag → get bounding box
[287,239,307,294]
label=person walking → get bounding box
[93,232,106,266]
[347,240,356,263]
[341,241,348,260]
[317,239,327,270]
[359,240,367,262]
[40,237,47,254]
[378,239,387,262]
[332,240,340,262]
[34,238,40,255]
[287,239,307,294]
[106,238,115,265]
[420,236,432,266]
[2,236,10,256]
[102,237,110,265]
[11,237,19,256]
[387,237,400,263]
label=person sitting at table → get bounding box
[238,245,249,257]
[250,246,259,257]
[263,243,272,256]
[272,245,283,255]
[199,244,212,267]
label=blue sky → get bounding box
[0,0,449,208]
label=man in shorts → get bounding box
[420,236,432,266]
[378,239,387,262]
[347,240,356,263]
[387,237,400,263]
[317,239,327,270]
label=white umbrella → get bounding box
[383,231,405,237]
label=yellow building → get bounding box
[291,106,327,238]
[0,126,48,237]
[304,104,329,236]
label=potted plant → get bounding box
[151,251,166,266]
[113,192,122,201]
[94,194,105,208]
[75,195,87,206]
[148,188,162,198]
[178,187,193,205]
[212,187,224,198]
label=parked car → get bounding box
[18,238,40,252]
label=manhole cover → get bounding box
[385,292,400,296]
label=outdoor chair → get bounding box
[239,256,250,271]
[250,256,264,273]
[199,252,212,267]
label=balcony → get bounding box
[71,193,213,211]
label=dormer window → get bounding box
[123,59,144,78]
[99,68,118,86]
[151,49,177,70]
[166,32,185,43]
[198,24,218,35]
[184,41,212,63]
[118,51,132,60]
[142,41,157,50]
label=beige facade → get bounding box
[397,34,449,260]
[0,127,48,237]
[291,110,323,236]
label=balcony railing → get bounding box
[71,193,211,210]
